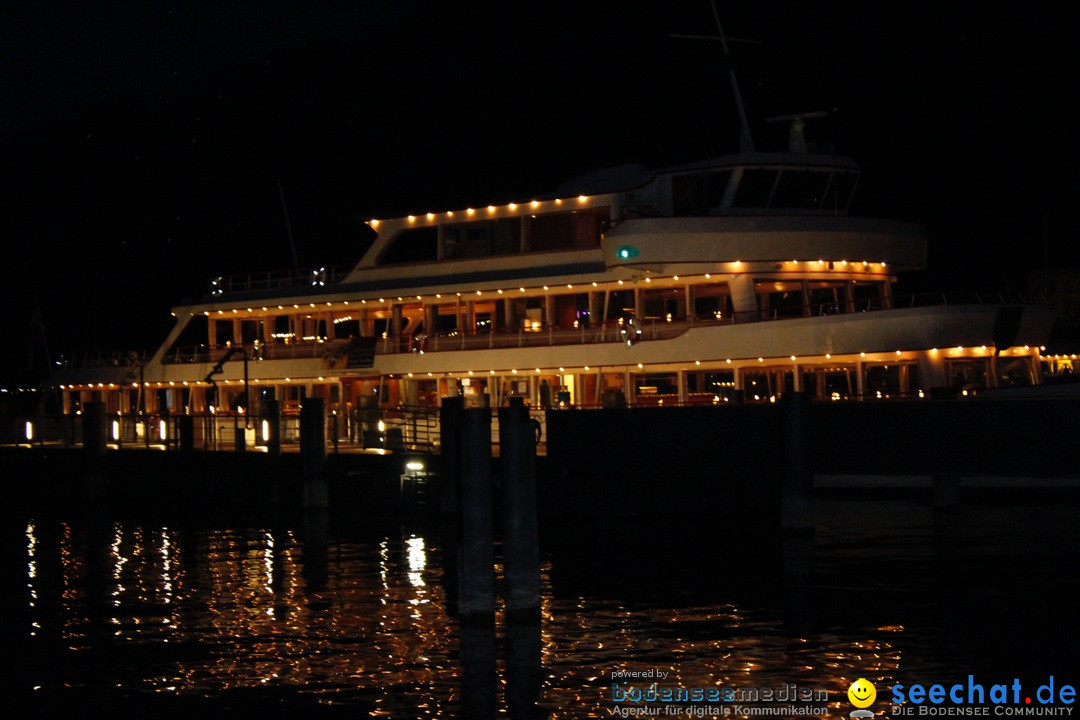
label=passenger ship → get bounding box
[51,116,1052,431]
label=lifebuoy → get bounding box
[620,318,643,346]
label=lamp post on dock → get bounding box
[204,345,254,451]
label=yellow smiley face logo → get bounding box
[848,678,876,708]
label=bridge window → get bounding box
[672,170,733,215]
[378,227,439,265]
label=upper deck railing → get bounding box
[144,290,1032,367]
[207,264,353,297]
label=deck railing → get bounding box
[82,290,1033,368]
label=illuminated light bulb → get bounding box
[567,284,573,289]
[618,279,624,285]
[791,355,797,361]
[896,350,902,355]
[861,352,867,357]
[584,365,590,371]
[519,287,525,292]
[487,205,496,213]
[826,353,832,359]
[705,273,712,279]
[369,219,379,227]
[559,367,565,372]
[531,200,540,208]
[535,368,541,373]
[543,285,549,291]
[498,289,503,294]
[734,260,742,267]
[695,360,701,365]
[467,208,475,216]
[408,215,416,223]
[447,210,454,217]
[489,370,495,375]
[426,212,434,220]
[726,358,732,364]
[673,275,679,281]
[475,290,482,295]
[645,277,651,283]
[637,363,643,369]
[508,203,517,211]
[578,195,587,203]
[758,357,763,362]
[555,198,563,205]
[592,281,598,286]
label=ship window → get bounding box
[686,370,736,403]
[851,281,883,311]
[771,169,830,209]
[755,280,805,319]
[443,218,522,259]
[995,357,1033,388]
[605,289,636,322]
[946,359,988,391]
[642,287,685,321]
[731,169,778,207]
[823,171,859,213]
[808,281,848,315]
[633,372,678,403]
[334,318,360,338]
[672,171,733,215]
[864,364,901,399]
[692,282,732,320]
[378,227,439,265]
[528,209,607,251]
[214,319,234,346]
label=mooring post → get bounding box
[498,400,541,624]
[781,392,814,532]
[300,397,329,509]
[459,407,494,626]
[82,401,107,457]
[439,396,464,515]
[233,412,245,452]
[178,414,194,453]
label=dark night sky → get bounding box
[2,1,1078,383]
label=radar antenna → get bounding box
[766,111,830,153]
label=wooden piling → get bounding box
[439,396,463,515]
[300,398,329,510]
[459,408,494,625]
[82,402,107,457]
[781,392,814,533]
[498,402,541,623]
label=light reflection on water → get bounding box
[10,498,1080,717]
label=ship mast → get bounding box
[709,0,754,153]
[672,0,755,153]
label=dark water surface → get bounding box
[4,495,1079,718]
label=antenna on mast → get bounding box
[277,179,301,273]
[671,0,756,153]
